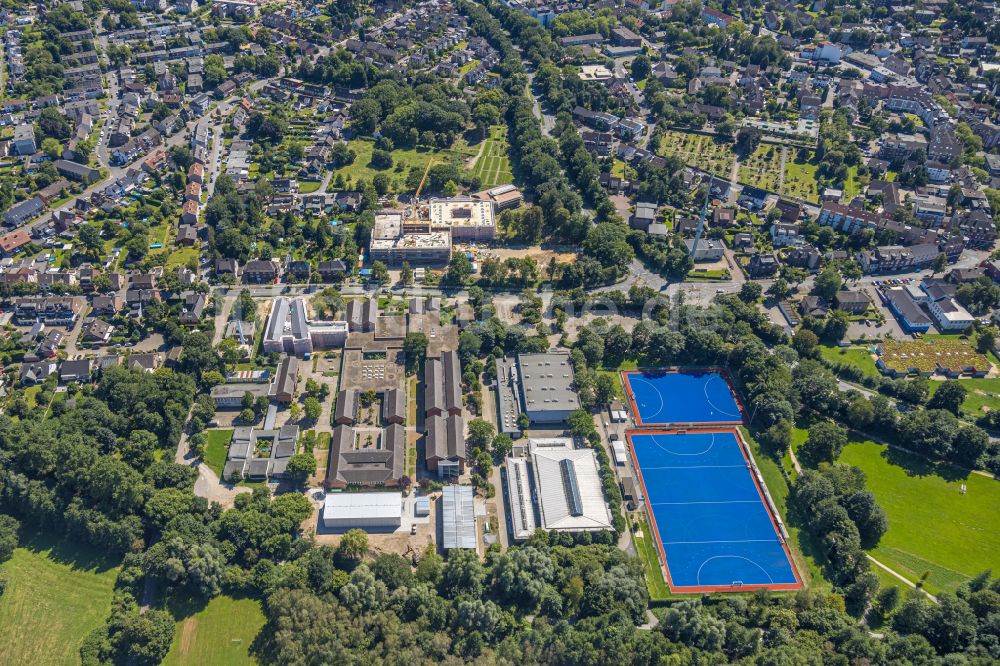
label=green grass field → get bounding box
[162,595,265,666]
[818,345,880,379]
[839,439,1000,595]
[297,180,323,194]
[632,515,670,600]
[0,534,119,666]
[783,155,819,202]
[472,126,513,188]
[927,377,1000,418]
[203,429,234,478]
[167,246,199,269]
[843,165,862,201]
[332,138,478,193]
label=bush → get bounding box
[371,149,393,170]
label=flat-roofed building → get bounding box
[505,456,536,541]
[441,485,477,550]
[516,352,580,423]
[370,212,452,266]
[426,197,495,241]
[494,356,523,436]
[322,491,402,529]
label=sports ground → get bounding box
[627,429,801,593]
[623,370,744,426]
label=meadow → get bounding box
[0,534,119,666]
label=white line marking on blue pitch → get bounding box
[631,376,665,422]
[638,464,745,470]
[664,538,776,544]
[703,375,741,418]
[696,555,774,584]
[651,500,760,506]
[647,433,716,456]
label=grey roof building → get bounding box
[495,356,523,436]
[382,387,405,425]
[333,388,358,425]
[425,413,465,478]
[425,349,462,417]
[59,358,92,383]
[263,296,312,355]
[325,424,405,489]
[5,197,44,226]
[516,352,581,423]
[346,298,376,332]
[54,159,101,183]
[267,354,298,403]
[441,485,476,550]
[222,424,299,480]
[211,382,269,407]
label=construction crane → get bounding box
[690,173,714,260]
[411,158,435,223]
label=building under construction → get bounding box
[368,196,497,266]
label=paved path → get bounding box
[638,610,660,631]
[777,146,788,192]
[867,554,938,603]
[788,447,803,474]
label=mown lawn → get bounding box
[167,246,199,269]
[839,439,1000,595]
[632,514,671,600]
[0,533,119,666]
[783,155,819,202]
[817,345,880,379]
[162,595,265,666]
[472,125,513,188]
[927,377,1000,418]
[203,429,234,478]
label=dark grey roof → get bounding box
[269,354,298,398]
[382,388,405,423]
[425,349,462,415]
[334,389,358,424]
[325,424,404,486]
[59,358,92,380]
[426,414,465,463]
[885,289,932,326]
